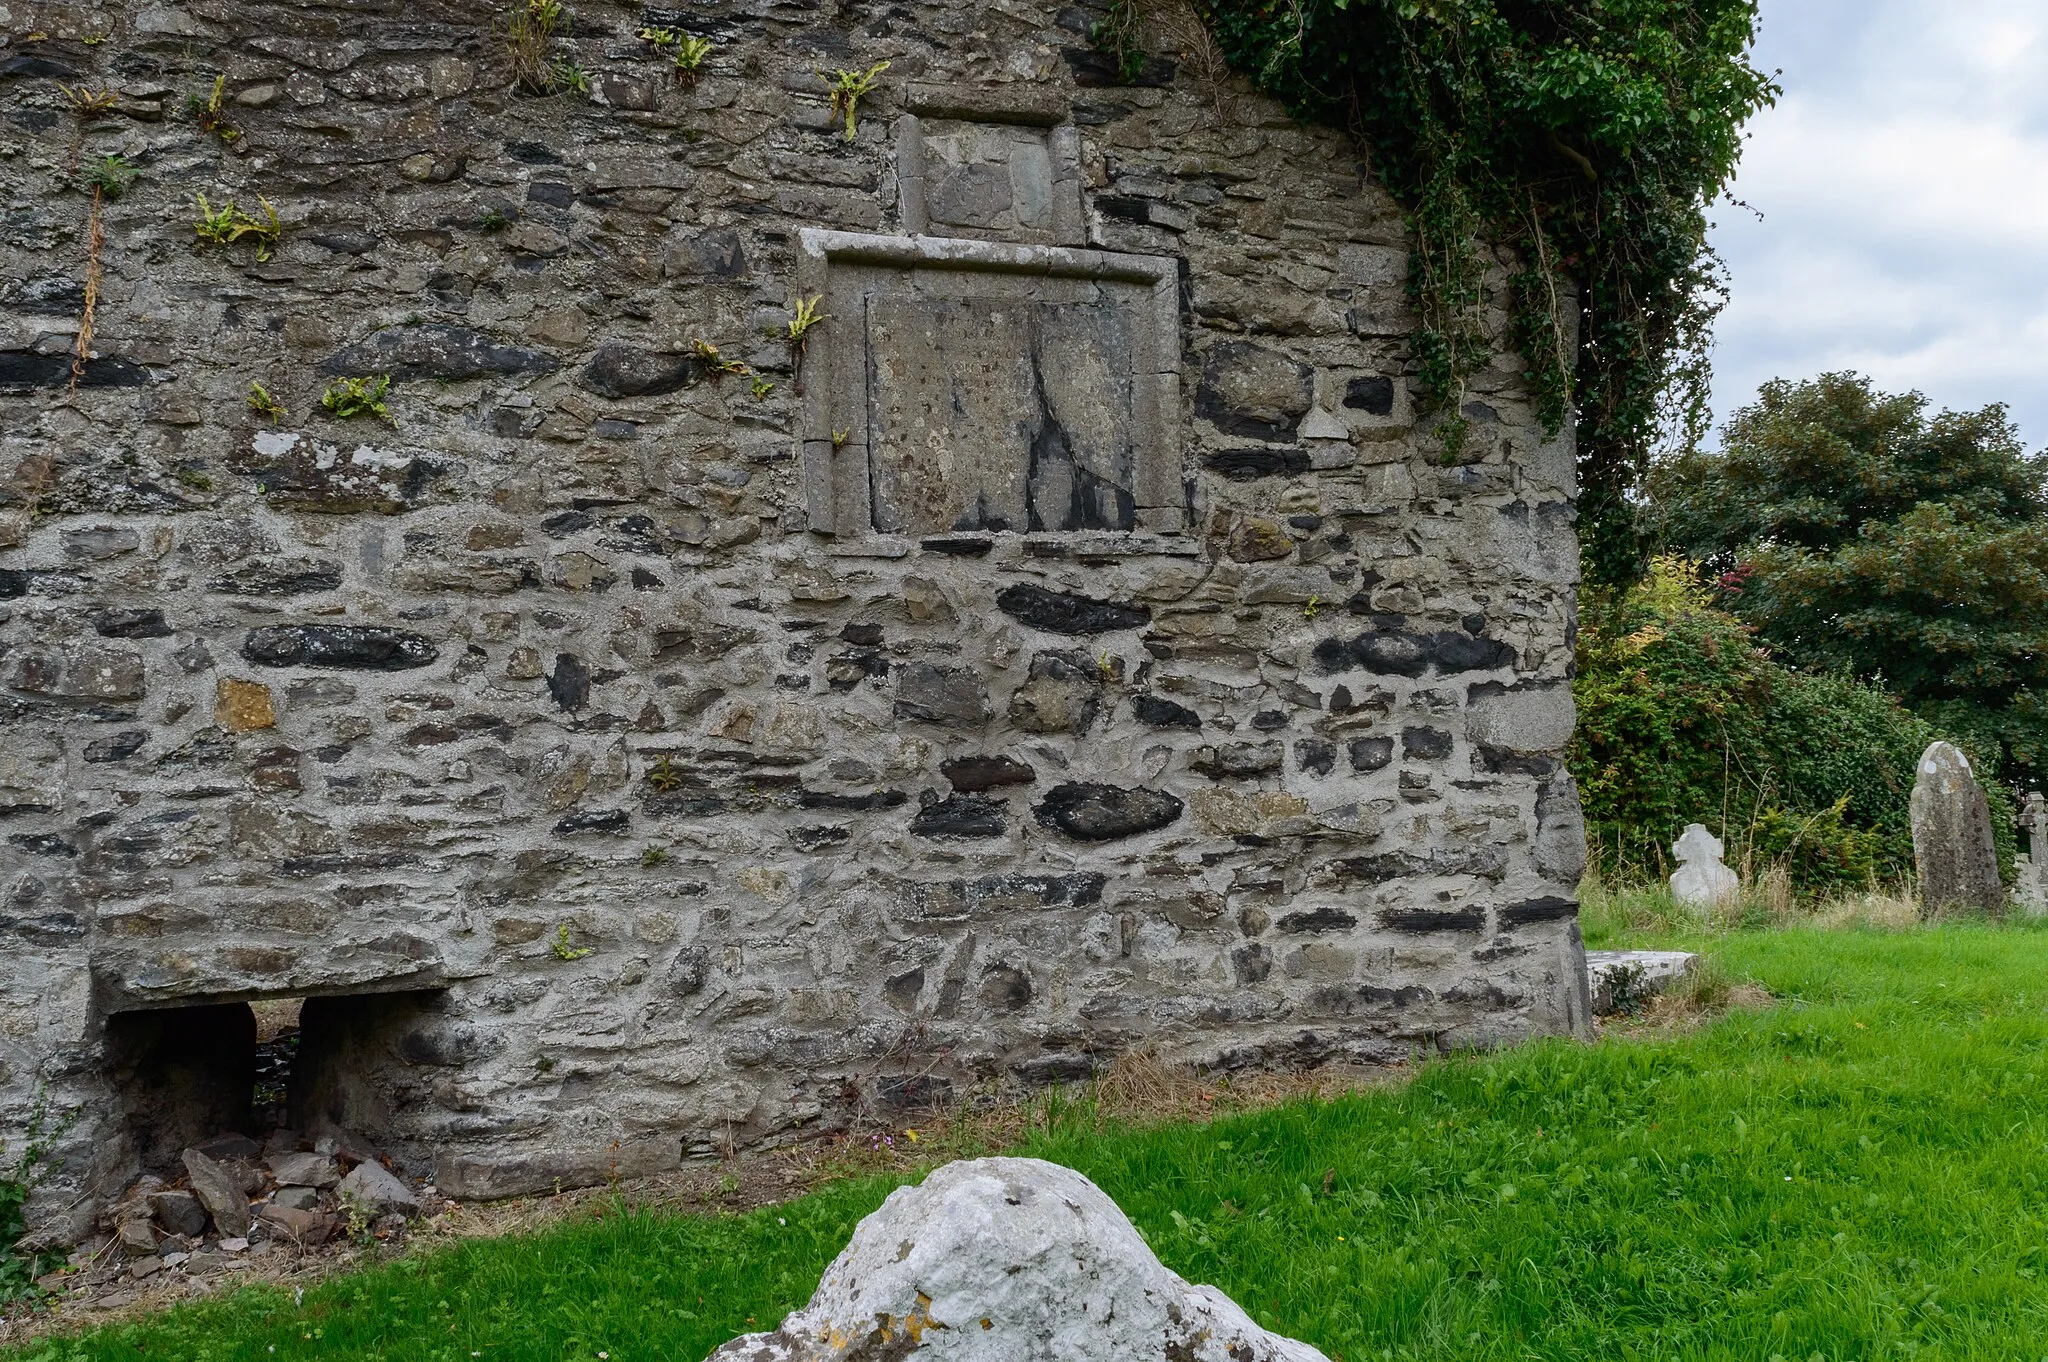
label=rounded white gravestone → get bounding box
[1669,823,1738,910]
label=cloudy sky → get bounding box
[1708,0,2048,448]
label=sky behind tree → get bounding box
[1709,0,2048,449]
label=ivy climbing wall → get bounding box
[0,0,1589,1232]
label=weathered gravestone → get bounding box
[704,1157,1329,1362]
[1910,741,2003,917]
[1669,823,1739,911]
[2019,792,2048,918]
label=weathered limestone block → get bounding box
[706,1158,1329,1362]
[1585,950,1699,1015]
[1911,741,2003,916]
[181,1148,252,1238]
[336,1160,423,1218]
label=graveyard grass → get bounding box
[13,899,2048,1362]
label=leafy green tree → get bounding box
[1569,561,2014,890]
[1657,373,2048,787]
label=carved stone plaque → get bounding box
[798,231,1182,541]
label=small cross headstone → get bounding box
[2019,791,2048,918]
[1669,823,1738,910]
[1910,741,2004,917]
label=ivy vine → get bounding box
[1182,0,1778,585]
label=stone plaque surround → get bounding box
[801,97,1184,546]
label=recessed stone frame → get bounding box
[797,228,1186,546]
[895,83,1085,245]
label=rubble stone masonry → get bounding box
[0,0,1590,1234]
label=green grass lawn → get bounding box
[12,915,2048,1362]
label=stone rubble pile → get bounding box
[34,1130,427,1306]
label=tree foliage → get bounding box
[1658,373,2048,788]
[1569,560,2014,892]
[1193,0,1777,584]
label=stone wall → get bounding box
[0,0,1589,1231]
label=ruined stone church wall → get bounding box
[0,0,1588,1222]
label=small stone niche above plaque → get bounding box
[897,84,1083,246]
[797,230,1184,543]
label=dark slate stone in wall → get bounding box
[1500,897,1579,925]
[1431,633,1516,672]
[1278,907,1356,933]
[1401,727,1454,760]
[0,53,81,78]
[994,584,1150,635]
[940,754,1036,792]
[895,664,988,727]
[578,342,700,398]
[911,794,1007,838]
[1316,628,1516,678]
[1034,782,1183,840]
[9,275,85,315]
[1203,447,1311,481]
[1379,908,1488,934]
[548,654,590,711]
[83,730,148,763]
[0,351,149,392]
[1348,736,1394,772]
[1131,695,1200,729]
[241,626,439,671]
[1061,46,1177,87]
[321,325,560,383]
[555,808,629,835]
[206,560,345,596]
[94,609,173,639]
[1343,376,1396,414]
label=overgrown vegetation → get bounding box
[318,375,392,423]
[505,0,580,96]
[1568,558,2015,891]
[1657,371,2048,793]
[191,194,282,262]
[819,62,889,142]
[691,338,751,384]
[2,1090,72,1304]
[638,25,714,83]
[69,157,133,394]
[1191,0,1777,585]
[245,382,286,422]
[14,920,2048,1359]
[187,75,239,143]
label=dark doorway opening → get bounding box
[104,990,443,1173]
[104,1003,257,1173]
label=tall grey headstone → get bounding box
[1910,741,2003,917]
[2019,791,2048,918]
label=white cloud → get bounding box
[1708,0,2048,445]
